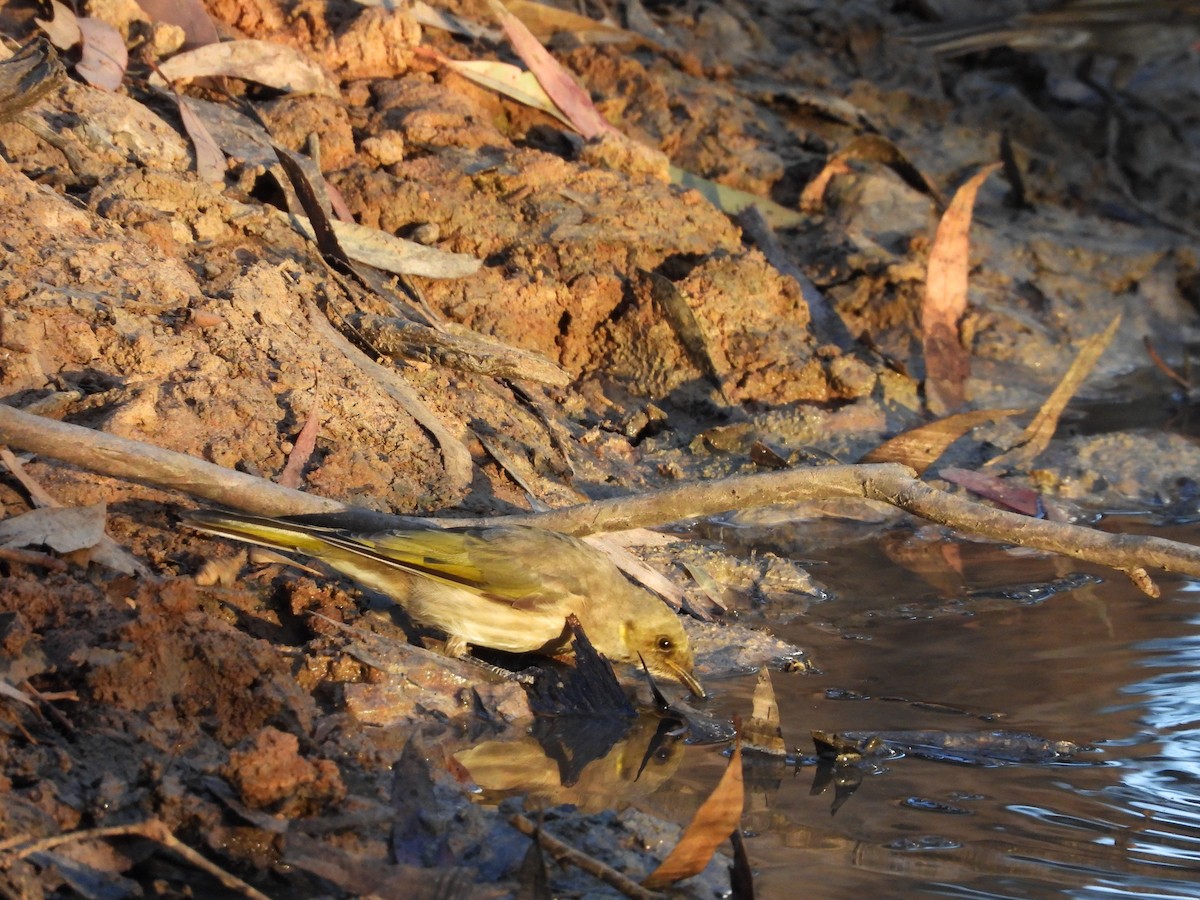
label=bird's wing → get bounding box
[345,526,564,607]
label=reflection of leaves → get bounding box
[643,727,744,888]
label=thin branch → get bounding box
[509,814,662,900]
[302,299,474,499]
[0,403,345,517]
[3,819,270,900]
[2,405,1200,595]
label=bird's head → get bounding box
[618,607,705,699]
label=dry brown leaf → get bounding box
[35,2,81,50]
[135,0,220,47]
[990,313,1122,468]
[669,166,806,230]
[75,18,128,91]
[283,210,482,279]
[36,1,127,91]
[742,668,785,756]
[0,503,107,554]
[410,1,501,40]
[860,408,1022,474]
[923,162,1001,416]
[438,55,574,129]
[506,0,643,45]
[153,40,339,97]
[643,728,744,888]
[486,0,612,139]
[176,94,225,184]
[939,466,1043,516]
[279,404,320,490]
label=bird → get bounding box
[182,509,705,698]
[902,1,1200,65]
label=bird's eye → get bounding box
[657,636,673,652]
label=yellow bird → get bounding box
[183,510,704,698]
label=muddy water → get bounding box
[678,526,1200,898]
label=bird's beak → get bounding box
[668,661,707,700]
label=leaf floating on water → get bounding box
[742,668,786,757]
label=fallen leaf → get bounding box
[0,677,36,708]
[939,466,1043,516]
[486,0,612,138]
[279,404,320,489]
[670,166,807,230]
[0,503,108,554]
[75,17,128,91]
[438,55,574,129]
[176,94,225,184]
[643,725,744,887]
[35,2,80,50]
[283,210,482,279]
[860,408,1022,474]
[153,40,339,97]
[409,0,501,41]
[135,0,220,47]
[505,0,644,46]
[923,162,1001,416]
[991,314,1122,468]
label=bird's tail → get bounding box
[901,18,1026,56]
[182,509,336,556]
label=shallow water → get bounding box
[682,525,1200,898]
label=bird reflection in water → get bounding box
[454,714,686,813]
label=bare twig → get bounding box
[3,819,270,900]
[0,403,345,517]
[353,312,572,387]
[301,299,474,499]
[509,814,662,900]
[3,405,1200,595]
